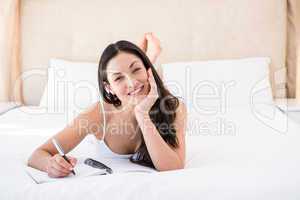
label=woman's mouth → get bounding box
[128,85,144,96]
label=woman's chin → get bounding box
[127,94,146,105]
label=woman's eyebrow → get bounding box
[128,60,139,69]
[110,60,140,76]
[111,72,122,76]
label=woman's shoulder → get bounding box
[81,101,112,117]
[85,101,116,120]
[75,101,114,137]
[79,101,101,120]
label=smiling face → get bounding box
[105,52,150,107]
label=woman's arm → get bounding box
[135,101,187,171]
[27,102,104,176]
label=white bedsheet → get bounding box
[0,106,300,200]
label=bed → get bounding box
[1,104,300,200]
[1,0,300,199]
[1,57,300,199]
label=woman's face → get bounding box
[106,52,150,107]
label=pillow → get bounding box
[0,102,21,115]
[40,58,163,113]
[40,57,272,116]
[161,57,273,114]
[39,59,99,113]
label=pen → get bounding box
[51,138,76,175]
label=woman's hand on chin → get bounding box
[134,68,158,118]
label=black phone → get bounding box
[84,158,113,174]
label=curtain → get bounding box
[0,0,23,104]
[287,0,300,99]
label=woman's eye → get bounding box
[115,76,123,81]
[133,68,141,73]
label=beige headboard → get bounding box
[21,0,287,105]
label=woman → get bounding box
[27,33,187,178]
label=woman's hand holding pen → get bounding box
[46,154,77,178]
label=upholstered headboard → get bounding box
[21,0,287,105]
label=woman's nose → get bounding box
[126,75,138,88]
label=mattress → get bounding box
[0,105,300,200]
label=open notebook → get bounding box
[25,157,157,184]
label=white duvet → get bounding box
[0,105,300,200]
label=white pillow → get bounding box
[161,57,273,114]
[39,59,99,112]
[40,58,162,112]
[40,57,272,116]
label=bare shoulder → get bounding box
[76,101,111,138]
[80,101,103,120]
[35,101,108,155]
[80,100,115,119]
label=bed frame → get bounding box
[21,0,287,105]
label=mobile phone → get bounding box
[84,158,113,174]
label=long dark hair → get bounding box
[98,40,179,169]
